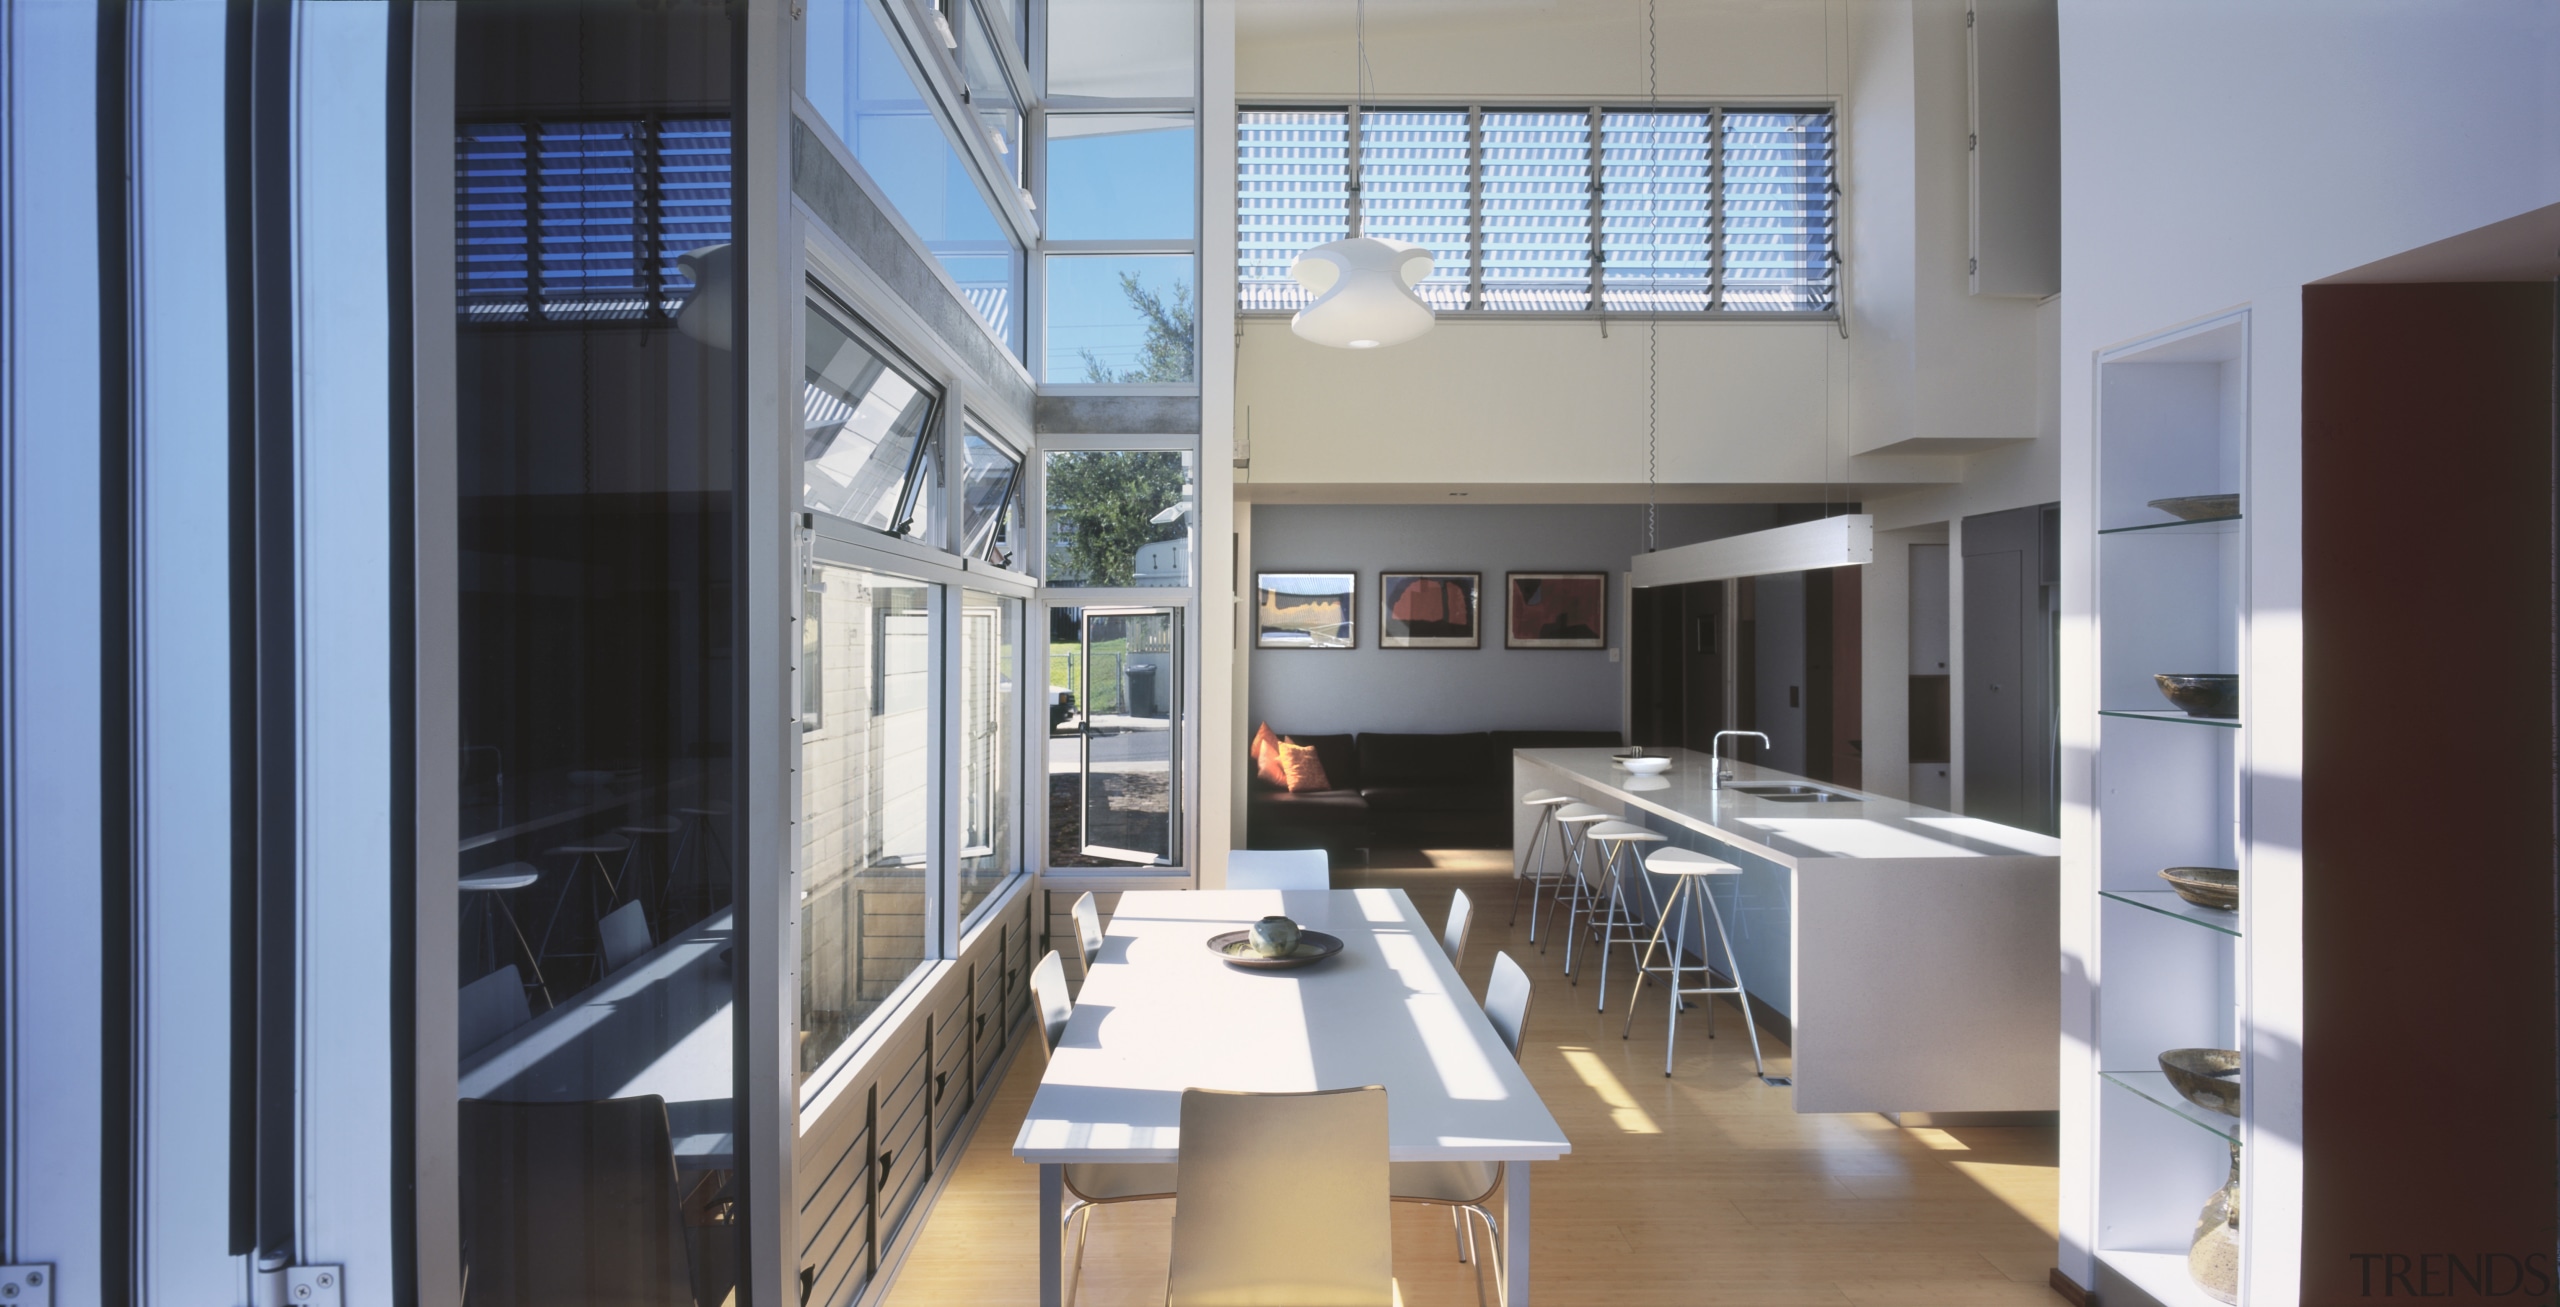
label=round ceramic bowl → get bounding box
[2158,865,2239,911]
[1620,756,1674,775]
[2154,673,2239,718]
[2158,1047,2242,1117]
[1206,929,1345,970]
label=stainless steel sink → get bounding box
[1727,783,1860,803]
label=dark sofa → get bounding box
[1248,729,1623,852]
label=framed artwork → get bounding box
[1379,572,1481,649]
[1506,572,1608,649]
[1255,572,1357,648]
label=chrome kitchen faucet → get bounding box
[1709,731,1772,790]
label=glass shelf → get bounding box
[2099,708,2239,729]
[2101,1069,2241,1143]
[2098,513,2241,536]
[2102,889,2240,937]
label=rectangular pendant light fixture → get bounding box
[1629,514,1874,588]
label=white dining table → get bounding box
[1013,888,1570,1305]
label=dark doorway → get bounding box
[1629,580,1725,753]
[1960,503,2059,834]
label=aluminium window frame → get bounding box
[1237,96,1841,323]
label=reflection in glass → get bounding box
[1047,0,1194,98]
[1046,254,1195,383]
[799,565,934,1081]
[804,298,939,537]
[1049,607,1181,868]
[1042,450,1191,587]
[961,429,1023,567]
[959,4,1023,183]
[806,0,1023,347]
[452,3,740,1299]
[1044,114,1194,241]
[960,591,1020,921]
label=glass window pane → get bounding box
[1048,606,1181,868]
[1237,109,1349,312]
[1357,110,1471,311]
[1047,0,1194,98]
[803,300,939,535]
[798,565,935,1081]
[1042,450,1192,587]
[1046,114,1195,240]
[1480,110,1593,311]
[1721,110,1836,312]
[1046,254,1195,383]
[962,429,1023,566]
[805,0,1024,348]
[1599,110,1714,311]
[959,4,1023,183]
[959,591,1020,921]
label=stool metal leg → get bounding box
[1621,876,1687,1042]
[1510,806,1551,929]
[1700,874,1765,1077]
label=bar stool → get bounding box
[615,816,684,923]
[1622,845,1764,1078]
[1510,789,1576,943]
[535,833,631,983]
[666,802,733,918]
[460,862,548,1006]
[1544,803,1614,974]
[1582,821,1667,1009]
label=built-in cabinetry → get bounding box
[794,886,1038,1307]
[2065,311,2273,1307]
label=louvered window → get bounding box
[456,117,734,325]
[1237,110,1349,312]
[1236,105,1834,315]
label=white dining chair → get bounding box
[1070,891,1105,974]
[1167,1085,1394,1307]
[1225,847,1329,890]
[1392,951,1533,1306]
[1028,951,1177,1307]
[1440,888,1473,968]
[459,965,534,1059]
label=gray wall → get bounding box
[1247,504,1781,736]
[1751,570,1808,774]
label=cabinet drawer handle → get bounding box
[974,1013,987,1036]
[934,1070,950,1099]
[879,1149,895,1181]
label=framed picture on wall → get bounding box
[1379,572,1481,649]
[1506,572,1608,649]
[1256,572,1357,648]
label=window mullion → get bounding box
[1584,107,1603,312]
[1346,104,1364,236]
[1464,106,1486,310]
[1708,107,1724,312]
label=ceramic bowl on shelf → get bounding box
[2158,865,2240,911]
[2148,493,2239,522]
[2158,1047,2242,1118]
[1620,755,1674,775]
[2154,673,2239,718]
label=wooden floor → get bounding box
[884,852,2064,1306]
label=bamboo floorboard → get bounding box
[883,851,2063,1306]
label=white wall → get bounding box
[1245,502,1780,734]
[2053,2,2560,1300]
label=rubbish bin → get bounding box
[1124,664,1158,718]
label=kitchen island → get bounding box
[1515,746,2060,1114]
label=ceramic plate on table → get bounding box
[1205,929,1345,970]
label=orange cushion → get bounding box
[1256,735,1293,788]
[1251,721,1279,768]
[1275,740,1333,793]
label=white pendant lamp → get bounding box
[1289,0,1434,351]
[675,243,732,350]
[1289,236,1434,349]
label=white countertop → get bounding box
[1518,747,2062,869]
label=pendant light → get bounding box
[1288,0,1435,350]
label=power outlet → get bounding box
[0,1265,54,1307]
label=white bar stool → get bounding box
[1544,803,1614,974]
[460,862,548,1006]
[1622,845,1765,1078]
[1581,820,1667,1009]
[1510,789,1576,943]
